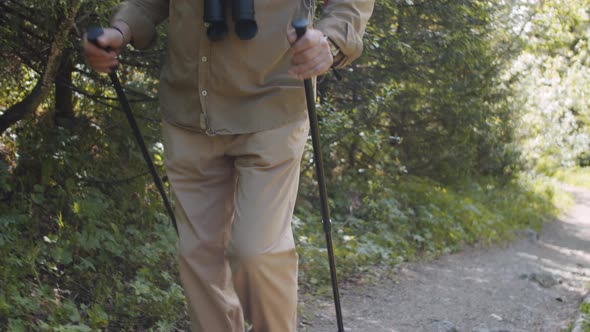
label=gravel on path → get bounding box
[299,186,590,332]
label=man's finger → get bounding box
[287,28,298,45]
[84,39,110,57]
[302,58,332,79]
[90,58,119,68]
[289,51,329,77]
[292,45,322,65]
[97,35,111,49]
[86,51,119,71]
[291,31,322,54]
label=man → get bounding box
[83,0,373,330]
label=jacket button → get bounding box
[201,90,208,96]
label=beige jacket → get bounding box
[113,0,374,134]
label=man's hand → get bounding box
[287,27,333,80]
[83,23,130,73]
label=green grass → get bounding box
[581,300,590,332]
[0,172,566,330]
[580,302,590,332]
[554,167,590,190]
[295,174,565,291]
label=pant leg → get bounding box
[162,120,244,332]
[227,118,309,332]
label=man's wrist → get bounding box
[110,21,132,46]
[110,26,126,45]
[326,36,344,67]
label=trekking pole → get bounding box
[292,18,345,332]
[86,28,178,236]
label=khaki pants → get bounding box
[162,118,309,332]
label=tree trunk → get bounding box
[0,0,82,135]
[55,49,75,125]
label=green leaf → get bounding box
[87,304,109,328]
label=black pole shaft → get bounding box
[304,79,345,332]
[293,20,345,332]
[86,28,178,236]
[108,72,178,236]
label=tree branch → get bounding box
[0,0,82,135]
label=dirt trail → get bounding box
[300,186,590,332]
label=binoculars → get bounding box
[204,0,258,41]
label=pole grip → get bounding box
[292,15,345,332]
[292,18,342,81]
[84,28,179,236]
[86,27,112,53]
[292,18,308,40]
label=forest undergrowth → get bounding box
[0,159,565,331]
